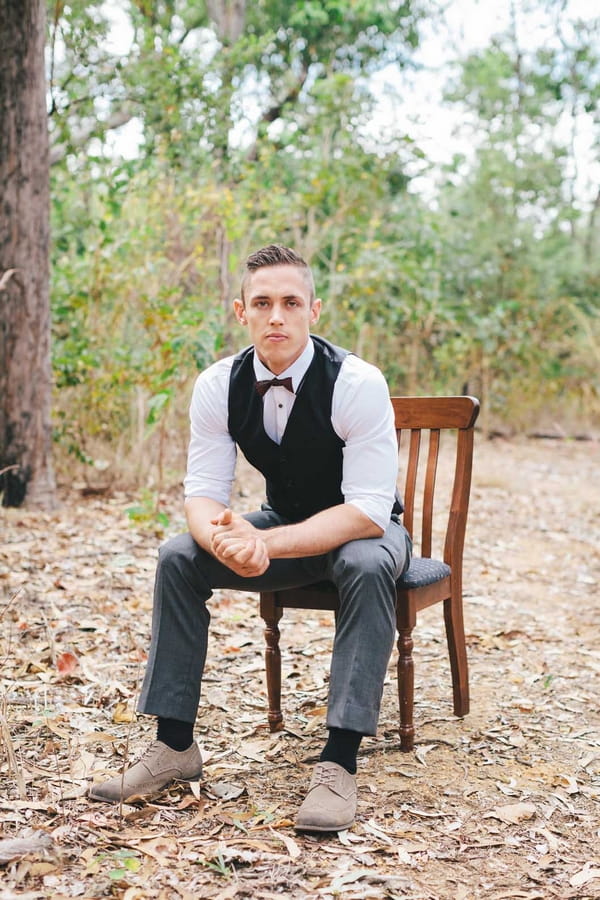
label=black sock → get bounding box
[319,727,363,775]
[156,717,194,752]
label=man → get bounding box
[89,244,411,832]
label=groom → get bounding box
[89,244,410,832]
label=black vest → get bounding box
[228,336,348,522]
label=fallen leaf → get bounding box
[236,740,269,763]
[56,651,79,676]
[362,819,395,845]
[555,774,579,794]
[112,702,136,724]
[570,864,600,888]
[206,782,246,801]
[415,743,438,765]
[330,869,373,890]
[0,833,54,864]
[484,802,537,824]
[304,705,327,717]
[269,827,302,859]
[189,780,202,800]
[134,836,179,865]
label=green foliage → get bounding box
[200,848,234,877]
[126,488,170,532]
[47,1,600,489]
[85,848,142,881]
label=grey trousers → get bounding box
[138,508,411,736]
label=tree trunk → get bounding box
[206,0,247,44]
[0,0,55,507]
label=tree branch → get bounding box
[245,68,309,161]
[49,108,136,165]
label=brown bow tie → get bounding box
[255,376,294,397]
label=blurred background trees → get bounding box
[5,0,599,502]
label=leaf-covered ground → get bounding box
[1,436,599,899]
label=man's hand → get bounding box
[210,509,270,577]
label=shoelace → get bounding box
[312,765,342,787]
[132,740,165,767]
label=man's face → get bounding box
[233,265,321,374]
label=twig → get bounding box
[118,656,142,820]
[0,587,22,623]
[42,610,58,665]
[52,737,67,821]
[0,707,27,800]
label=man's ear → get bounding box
[310,297,322,325]
[233,298,247,325]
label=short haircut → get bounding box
[240,244,316,305]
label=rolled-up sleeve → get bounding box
[332,355,398,531]
[183,357,236,504]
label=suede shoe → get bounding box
[88,740,202,803]
[295,761,357,832]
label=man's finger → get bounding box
[210,507,233,526]
[243,538,269,572]
[220,539,252,560]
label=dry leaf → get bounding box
[415,743,438,765]
[189,780,202,800]
[484,802,537,824]
[134,836,179,865]
[330,869,373,890]
[0,833,53,865]
[304,705,327,717]
[268,828,302,860]
[122,889,149,900]
[206,782,246,801]
[555,774,579,794]
[570,864,600,888]
[56,651,79,676]
[236,740,270,762]
[112,702,136,723]
[362,819,395,845]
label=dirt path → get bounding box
[1,437,599,899]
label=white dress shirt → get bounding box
[184,338,399,530]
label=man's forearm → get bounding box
[263,503,383,559]
[184,496,228,552]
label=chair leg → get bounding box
[260,592,284,732]
[397,624,415,752]
[444,587,469,718]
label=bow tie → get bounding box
[255,376,294,397]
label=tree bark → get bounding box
[0,0,56,507]
[206,0,246,44]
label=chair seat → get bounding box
[397,557,451,590]
[274,557,452,603]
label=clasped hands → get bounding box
[210,508,270,577]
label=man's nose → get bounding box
[269,304,284,323]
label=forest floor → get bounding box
[1,435,599,900]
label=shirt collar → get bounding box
[253,338,314,392]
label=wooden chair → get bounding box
[259,395,480,752]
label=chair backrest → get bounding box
[393,396,480,566]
